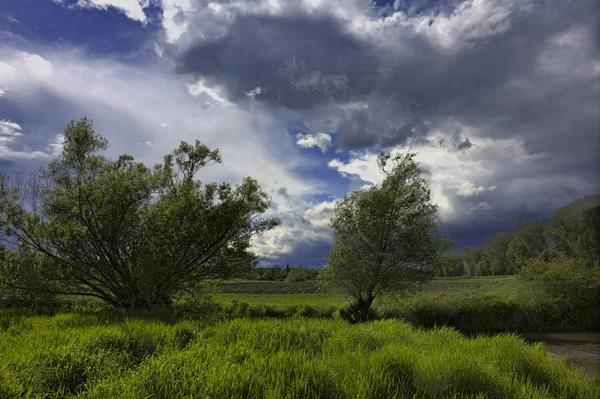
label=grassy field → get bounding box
[214,276,524,331]
[0,310,598,398]
[217,276,515,296]
[1,276,598,397]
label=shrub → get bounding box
[519,257,600,330]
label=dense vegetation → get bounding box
[0,312,597,398]
[0,119,277,308]
[460,195,600,277]
[245,265,319,282]
[0,120,598,397]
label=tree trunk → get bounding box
[357,295,374,322]
[341,295,375,324]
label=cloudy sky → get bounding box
[1,0,598,267]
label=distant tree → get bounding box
[547,195,600,259]
[436,253,465,277]
[481,232,515,275]
[506,220,548,272]
[0,118,278,308]
[324,152,449,323]
[462,247,484,276]
[578,206,600,267]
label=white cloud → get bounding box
[186,79,232,106]
[0,89,5,97]
[303,200,336,228]
[466,201,493,214]
[251,199,337,258]
[73,0,148,24]
[0,120,53,160]
[0,53,53,83]
[456,182,496,197]
[244,86,264,99]
[327,154,383,184]
[0,120,23,138]
[296,132,332,153]
[47,133,65,157]
[161,0,193,43]
[327,122,544,221]
[356,0,528,51]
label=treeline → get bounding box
[245,265,319,282]
[435,195,600,277]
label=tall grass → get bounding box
[0,312,597,398]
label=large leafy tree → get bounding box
[0,118,278,308]
[325,152,449,322]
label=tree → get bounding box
[462,247,484,276]
[519,256,600,329]
[578,206,600,267]
[481,232,515,275]
[506,220,547,272]
[325,152,448,322]
[436,252,465,277]
[0,118,278,308]
[546,195,600,259]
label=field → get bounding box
[0,311,598,398]
[1,276,598,398]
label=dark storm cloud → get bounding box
[176,13,377,110]
[172,0,599,160]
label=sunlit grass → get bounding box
[0,312,597,398]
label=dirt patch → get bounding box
[523,333,600,379]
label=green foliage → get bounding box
[435,252,465,277]
[546,195,600,261]
[519,257,600,330]
[461,195,600,276]
[481,232,515,275]
[0,246,62,307]
[578,206,600,266]
[0,118,278,308]
[506,220,548,272]
[326,152,447,322]
[244,265,319,282]
[462,247,484,276]
[0,312,596,398]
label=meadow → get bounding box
[0,310,598,398]
[214,275,598,334]
[1,276,598,398]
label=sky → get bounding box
[0,0,598,267]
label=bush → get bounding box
[519,257,600,330]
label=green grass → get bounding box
[209,276,597,334]
[215,293,348,307]
[219,281,321,294]
[0,311,597,398]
